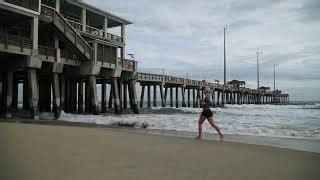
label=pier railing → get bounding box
[0,31,33,50]
[0,29,86,63]
[65,19,123,44]
[38,46,56,58]
[136,72,277,94]
[138,73,163,81]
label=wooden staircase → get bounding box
[40,5,93,61]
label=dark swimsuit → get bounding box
[201,96,213,118]
[201,110,213,118]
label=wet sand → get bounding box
[0,122,319,180]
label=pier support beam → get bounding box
[118,80,123,112]
[140,85,145,108]
[23,78,29,110]
[181,87,186,107]
[52,73,61,119]
[0,80,3,115]
[3,72,13,118]
[68,81,73,112]
[39,77,52,112]
[251,94,254,104]
[221,91,225,106]
[123,83,128,109]
[176,87,179,108]
[153,85,157,107]
[247,94,249,104]
[128,83,133,109]
[196,89,200,108]
[89,76,99,115]
[85,80,90,112]
[231,92,233,104]
[59,76,65,111]
[28,69,39,120]
[101,81,106,113]
[227,92,230,104]
[164,87,168,107]
[201,89,204,101]
[71,81,77,112]
[221,91,226,106]
[187,88,191,107]
[78,80,84,113]
[269,96,271,104]
[108,85,113,109]
[147,85,151,107]
[193,89,196,108]
[12,75,18,110]
[170,87,173,107]
[65,80,71,113]
[231,92,234,104]
[217,91,220,106]
[111,78,120,114]
[160,85,165,107]
[128,80,139,114]
[212,91,216,107]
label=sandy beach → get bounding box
[0,122,319,180]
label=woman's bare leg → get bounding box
[207,116,224,141]
[195,115,206,139]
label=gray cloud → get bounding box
[87,0,320,101]
[298,0,320,22]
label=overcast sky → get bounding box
[87,0,320,101]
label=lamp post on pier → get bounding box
[224,26,227,86]
[274,64,275,92]
[256,51,262,90]
[222,26,227,106]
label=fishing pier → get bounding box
[0,0,289,119]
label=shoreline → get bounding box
[1,118,320,153]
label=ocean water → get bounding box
[56,102,320,140]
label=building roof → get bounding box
[67,0,132,25]
[227,80,246,85]
[259,86,270,91]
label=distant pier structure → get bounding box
[0,0,289,120]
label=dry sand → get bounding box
[0,122,319,180]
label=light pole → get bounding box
[222,27,227,106]
[224,26,227,86]
[274,64,276,92]
[256,51,262,90]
